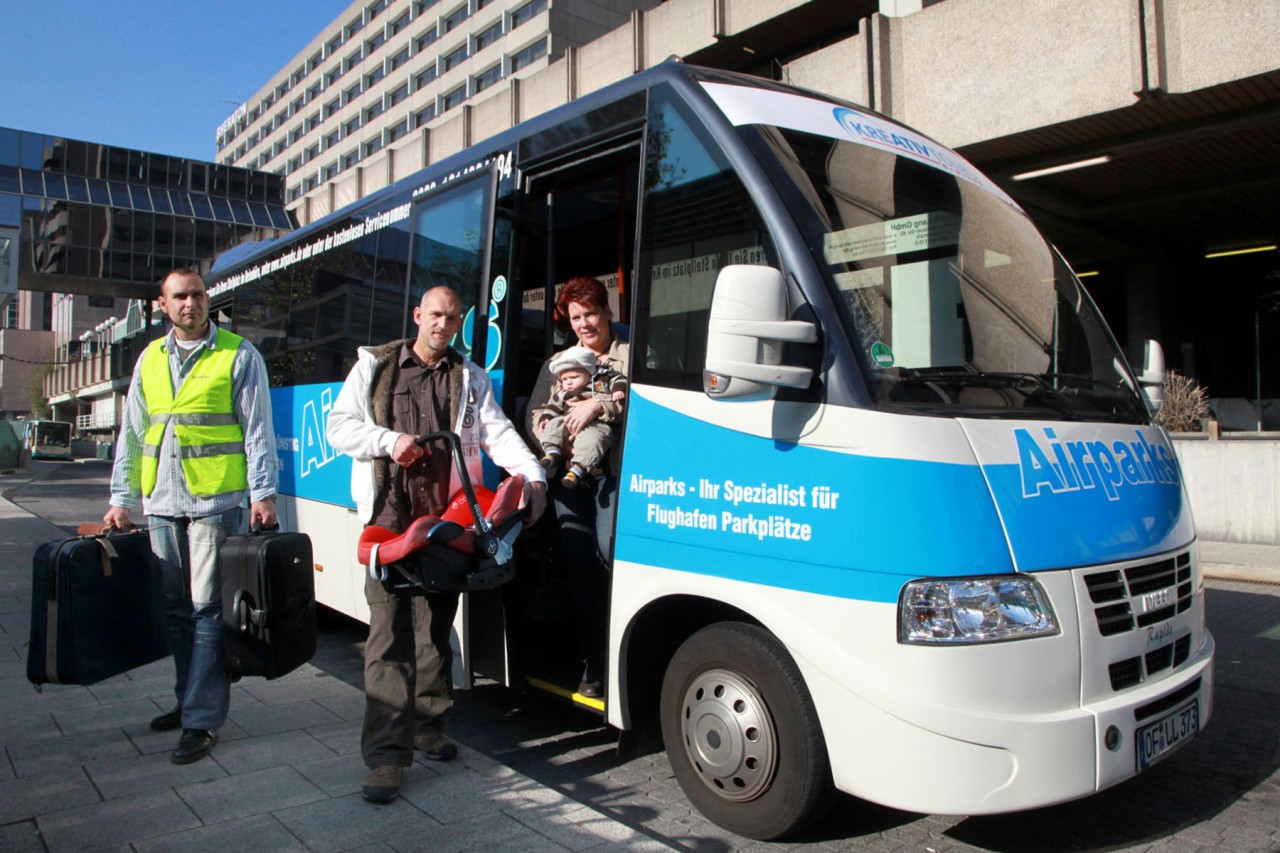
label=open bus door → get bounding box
[394,159,507,691]
[469,137,643,708]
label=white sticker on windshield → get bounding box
[832,266,885,292]
[824,212,960,264]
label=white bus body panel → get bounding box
[611,560,1211,814]
[613,386,1209,814]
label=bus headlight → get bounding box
[898,576,1058,644]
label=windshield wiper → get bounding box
[896,369,1082,419]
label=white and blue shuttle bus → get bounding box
[207,62,1212,839]
[24,419,73,460]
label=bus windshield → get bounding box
[33,421,71,446]
[744,121,1148,423]
[26,420,73,459]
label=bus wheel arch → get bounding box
[659,620,833,840]
[618,595,758,729]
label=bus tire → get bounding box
[659,621,831,840]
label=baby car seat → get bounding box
[357,476,526,595]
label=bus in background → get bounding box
[24,419,73,461]
[206,61,1212,839]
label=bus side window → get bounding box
[633,87,776,392]
[408,176,493,365]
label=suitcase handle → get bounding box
[230,588,307,632]
[232,589,258,633]
[249,521,281,535]
[64,526,151,581]
[78,523,151,536]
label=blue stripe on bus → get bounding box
[613,393,1012,603]
[272,383,354,507]
[982,461,1192,571]
[620,536,922,602]
[270,373,508,508]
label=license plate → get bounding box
[1136,699,1199,770]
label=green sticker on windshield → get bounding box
[871,342,895,368]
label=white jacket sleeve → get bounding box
[326,351,399,460]
[472,366,547,485]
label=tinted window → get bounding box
[408,176,491,363]
[248,202,273,227]
[209,196,233,221]
[19,169,44,195]
[65,176,89,204]
[149,187,172,214]
[0,129,19,164]
[42,173,68,200]
[170,191,194,217]
[633,87,775,391]
[190,195,214,219]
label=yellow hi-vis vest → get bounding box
[139,328,248,497]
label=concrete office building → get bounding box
[0,127,292,437]
[216,0,662,220]
[227,0,1279,427]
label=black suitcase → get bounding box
[220,526,317,680]
[27,529,169,686]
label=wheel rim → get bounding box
[678,668,777,802]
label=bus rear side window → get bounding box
[215,208,409,387]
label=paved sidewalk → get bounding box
[3,458,1277,852]
[0,492,668,852]
[1199,538,1280,585]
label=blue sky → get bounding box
[0,0,356,162]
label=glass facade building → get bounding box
[0,126,294,432]
[0,127,293,287]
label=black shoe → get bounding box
[539,451,562,476]
[578,680,603,699]
[150,708,182,732]
[171,728,218,765]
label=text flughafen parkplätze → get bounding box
[630,474,841,543]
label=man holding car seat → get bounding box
[326,285,547,804]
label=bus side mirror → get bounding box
[1138,339,1166,413]
[703,265,818,400]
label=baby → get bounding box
[532,346,627,488]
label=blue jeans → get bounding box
[149,508,242,731]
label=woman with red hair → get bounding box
[526,276,629,699]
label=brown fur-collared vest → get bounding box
[366,339,466,524]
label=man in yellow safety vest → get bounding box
[103,268,278,765]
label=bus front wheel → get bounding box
[659,622,831,840]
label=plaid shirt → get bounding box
[109,322,278,518]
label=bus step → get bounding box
[525,675,605,712]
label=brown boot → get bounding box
[362,765,403,803]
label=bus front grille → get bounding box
[1083,551,1192,638]
[1106,633,1194,691]
[1086,551,1196,692]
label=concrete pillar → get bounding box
[880,0,944,16]
[879,0,923,16]
[632,8,646,73]
[868,13,894,115]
